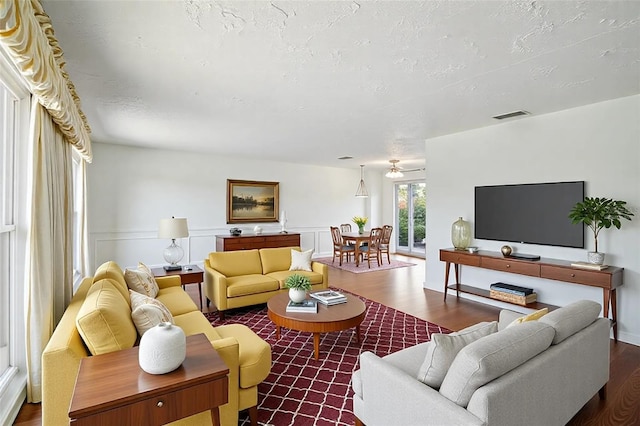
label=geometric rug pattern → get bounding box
[206,293,451,425]
[313,257,416,274]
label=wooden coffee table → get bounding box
[267,292,366,360]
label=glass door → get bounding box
[395,182,426,257]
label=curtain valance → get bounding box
[0,0,92,161]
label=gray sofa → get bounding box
[352,300,610,426]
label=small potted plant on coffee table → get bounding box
[569,196,634,265]
[285,274,312,303]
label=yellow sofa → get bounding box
[42,261,271,426]
[204,246,328,320]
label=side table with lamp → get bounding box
[156,217,204,309]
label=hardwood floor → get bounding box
[14,255,640,425]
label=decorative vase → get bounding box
[138,322,186,375]
[501,245,512,256]
[289,288,306,303]
[588,251,605,265]
[451,217,471,249]
[358,224,365,234]
[254,225,262,235]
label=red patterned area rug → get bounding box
[313,257,416,274]
[206,294,450,426]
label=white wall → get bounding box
[425,95,640,345]
[87,143,374,269]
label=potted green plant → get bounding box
[285,273,312,303]
[569,197,634,264]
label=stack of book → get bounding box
[570,261,609,270]
[489,282,537,306]
[286,299,318,313]
[310,290,347,306]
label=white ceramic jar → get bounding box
[138,322,186,374]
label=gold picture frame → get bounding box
[227,179,280,224]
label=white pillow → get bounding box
[124,262,159,298]
[417,321,498,388]
[290,249,313,271]
[130,290,173,335]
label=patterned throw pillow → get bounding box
[124,262,159,298]
[129,290,174,335]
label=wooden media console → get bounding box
[440,248,623,341]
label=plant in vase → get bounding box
[353,216,368,234]
[285,273,312,303]
[569,197,634,265]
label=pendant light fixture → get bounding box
[355,165,369,198]
[385,160,404,178]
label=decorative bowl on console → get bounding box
[230,227,242,236]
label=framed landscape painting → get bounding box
[227,179,279,223]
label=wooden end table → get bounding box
[152,265,204,310]
[267,292,366,360]
[69,333,228,425]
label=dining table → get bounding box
[341,231,371,267]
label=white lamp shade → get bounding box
[158,218,189,239]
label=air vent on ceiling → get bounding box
[492,110,530,120]
[338,156,354,160]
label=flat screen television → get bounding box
[474,181,584,248]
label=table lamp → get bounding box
[158,217,189,271]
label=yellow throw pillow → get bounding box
[76,280,137,355]
[508,308,549,328]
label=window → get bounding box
[395,182,426,257]
[0,74,14,376]
[0,53,29,424]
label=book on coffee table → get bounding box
[286,299,318,313]
[310,290,347,306]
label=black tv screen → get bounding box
[474,181,584,248]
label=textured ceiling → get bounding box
[41,0,640,171]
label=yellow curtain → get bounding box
[0,0,92,161]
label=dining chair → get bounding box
[380,225,393,264]
[340,223,357,247]
[331,226,356,266]
[360,227,383,268]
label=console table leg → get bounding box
[444,261,451,301]
[454,263,460,298]
[611,289,618,342]
[603,289,618,342]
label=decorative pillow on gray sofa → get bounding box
[439,321,555,407]
[539,299,601,344]
[417,321,498,388]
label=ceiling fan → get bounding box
[385,159,425,178]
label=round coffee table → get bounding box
[267,292,366,360]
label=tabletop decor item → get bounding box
[254,225,262,235]
[569,197,634,264]
[285,273,312,303]
[451,217,471,249]
[138,322,186,374]
[501,245,512,256]
[353,216,368,234]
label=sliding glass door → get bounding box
[395,182,426,257]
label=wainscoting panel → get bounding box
[89,227,333,272]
